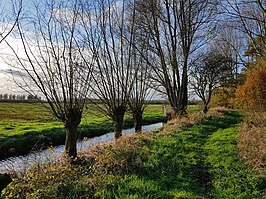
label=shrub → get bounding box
[236,61,266,111]
[211,87,236,108]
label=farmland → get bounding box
[0,102,167,160]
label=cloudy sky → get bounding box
[0,0,41,94]
[0,23,27,94]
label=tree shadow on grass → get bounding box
[121,111,244,198]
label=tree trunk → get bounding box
[133,109,143,133]
[113,107,126,140]
[178,105,187,116]
[169,104,187,119]
[203,104,208,113]
[65,125,78,158]
[179,65,188,116]
[64,108,82,158]
[114,116,123,140]
[203,91,212,114]
[170,106,179,119]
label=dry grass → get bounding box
[79,132,154,176]
[2,133,155,198]
[238,111,266,172]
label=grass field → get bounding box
[0,102,167,159]
[3,110,266,198]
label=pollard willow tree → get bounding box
[80,0,137,139]
[125,4,155,132]
[128,47,155,132]
[127,3,157,133]
[8,0,94,158]
[134,0,217,116]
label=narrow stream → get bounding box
[0,123,163,174]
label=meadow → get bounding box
[0,102,168,160]
[3,110,266,198]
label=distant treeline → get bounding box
[0,94,41,101]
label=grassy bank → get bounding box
[2,110,265,198]
[0,103,167,160]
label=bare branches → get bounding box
[223,0,266,59]
[134,0,217,116]
[5,0,95,157]
[0,0,22,44]
[80,0,138,138]
[190,49,233,112]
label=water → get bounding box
[0,123,163,174]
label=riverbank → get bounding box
[0,123,163,174]
[0,103,167,160]
[3,109,265,198]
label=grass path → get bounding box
[99,111,266,198]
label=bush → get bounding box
[236,61,266,111]
[211,87,236,108]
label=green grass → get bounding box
[205,127,266,198]
[0,103,166,159]
[3,111,266,198]
[94,111,265,198]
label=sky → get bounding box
[0,0,47,95]
[0,26,28,94]
[0,0,23,94]
[0,0,110,95]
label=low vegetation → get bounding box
[2,110,265,198]
[236,60,266,111]
[238,111,266,172]
[0,103,166,160]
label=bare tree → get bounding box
[214,25,246,82]
[190,50,232,113]
[128,48,155,132]
[223,0,266,59]
[122,3,156,133]
[7,0,94,158]
[134,0,218,117]
[81,0,137,139]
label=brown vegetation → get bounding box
[211,87,236,108]
[236,61,266,111]
[238,112,266,173]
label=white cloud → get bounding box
[0,25,32,94]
